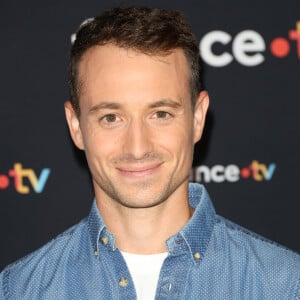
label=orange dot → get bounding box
[0,175,9,189]
[270,37,290,58]
[240,168,250,179]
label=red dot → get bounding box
[240,168,250,179]
[270,37,290,58]
[0,175,9,189]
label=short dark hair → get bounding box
[69,6,201,116]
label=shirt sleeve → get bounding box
[295,277,300,299]
[0,270,7,300]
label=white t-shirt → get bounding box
[121,251,168,300]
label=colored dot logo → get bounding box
[240,167,251,179]
[270,21,300,58]
[270,38,290,58]
[0,163,51,194]
[0,175,10,189]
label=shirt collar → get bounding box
[167,183,216,264]
[87,201,116,254]
[87,183,216,263]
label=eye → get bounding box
[153,111,172,120]
[99,113,121,127]
[102,114,118,122]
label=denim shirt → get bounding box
[1,183,300,299]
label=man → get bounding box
[1,6,299,300]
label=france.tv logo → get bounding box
[0,163,51,194]
[191,160,276,183]
[200,21,300,67]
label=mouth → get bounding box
[116,163,163,178]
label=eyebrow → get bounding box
[148,98,182,109]
[89,102,122,114]
[88,98,182,114]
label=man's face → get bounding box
[65,44,208,209]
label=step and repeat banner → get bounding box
[1,0,299,269]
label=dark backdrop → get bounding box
[1,0,299,270]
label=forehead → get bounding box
[77,44,190,104]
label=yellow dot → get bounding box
[94,250,99,256]
[119,277,128,287]
[101,236,109,245]
[194,252,201,260]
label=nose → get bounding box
[123,118,153,159]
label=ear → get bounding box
[64,101,85,150]
[193,91,209,144]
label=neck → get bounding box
[95,184,193,254]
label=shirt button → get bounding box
[94,249,99,256]
[101,235,109,245]
[194,252,201,260]
[119,277,128,287]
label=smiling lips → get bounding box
[116,163,163,178]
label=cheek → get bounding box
[158,125,194,156]
[83,129,121,161]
